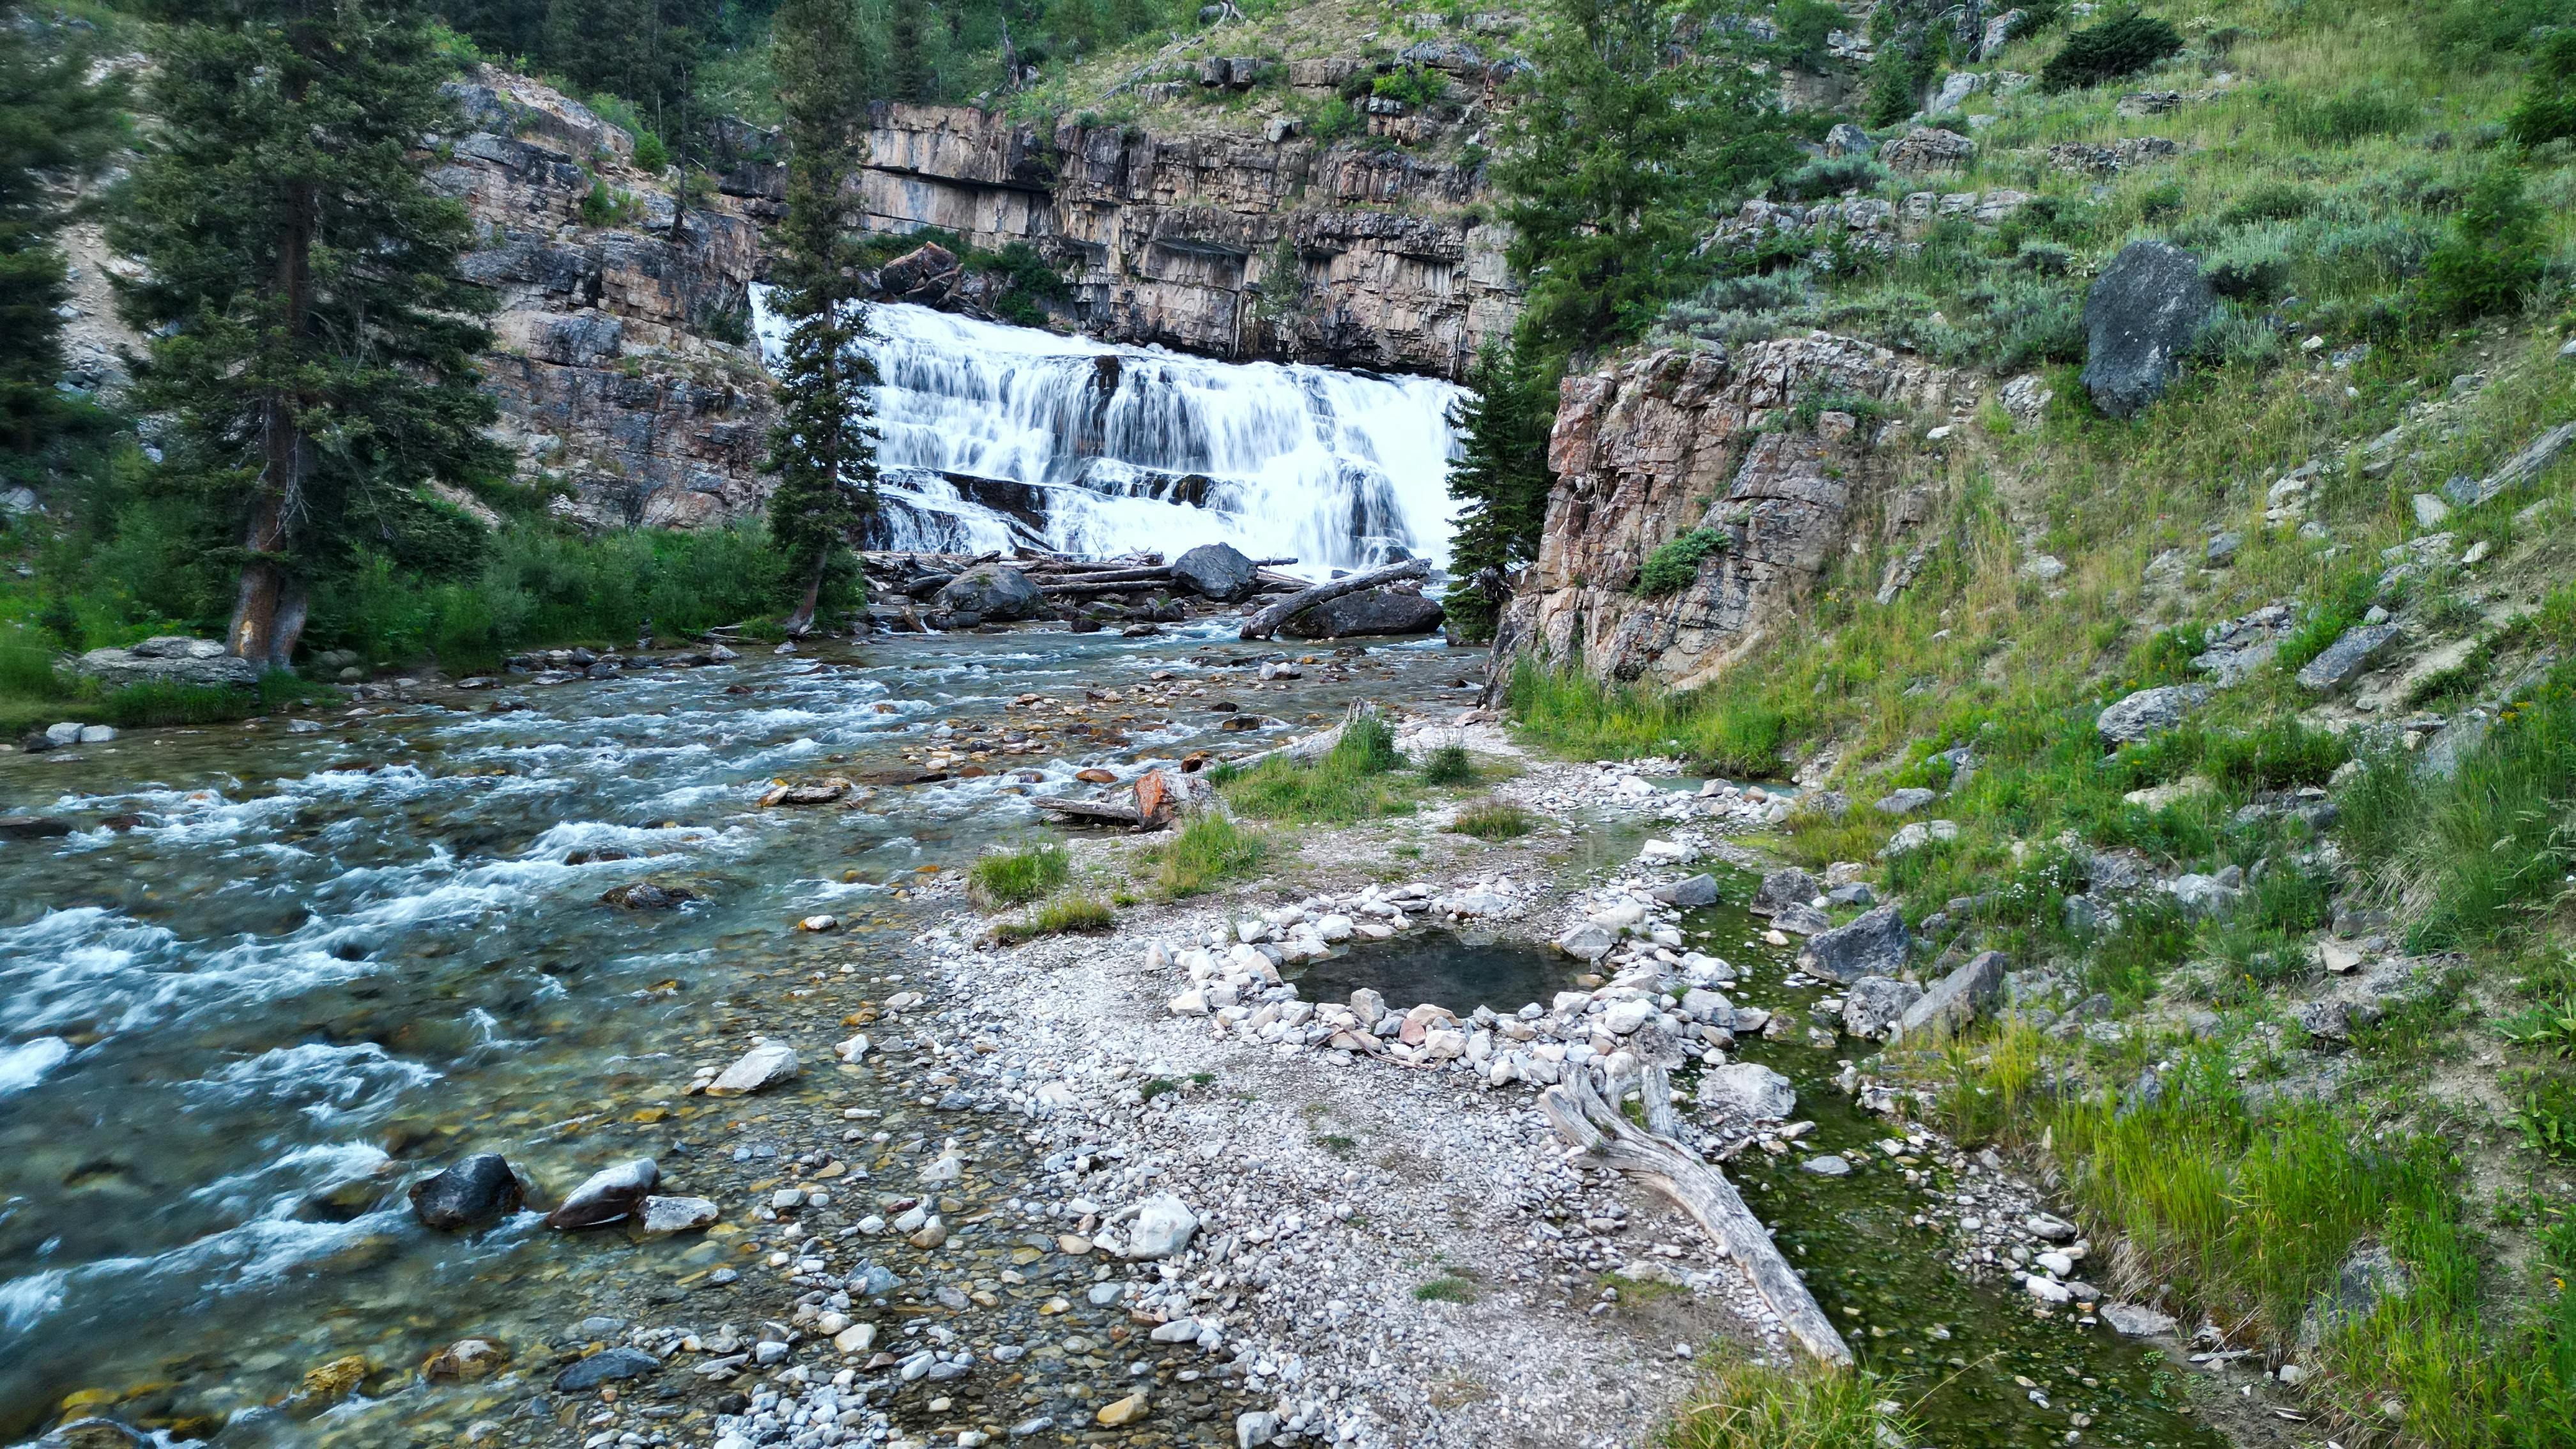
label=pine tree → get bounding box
[112,0,507,668]
[887,1,931,102]
[765,0,880,635]
[1,8,124,471]
[1440,342,1559,644]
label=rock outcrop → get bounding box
[436,67,779,528]
[1490,335,1968,691]
[855,103,1513,379]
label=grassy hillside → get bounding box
[1513,2,2576,1443]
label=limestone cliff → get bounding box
[855,103,1514,380]
[1490,337,1977,693]
[437,68,778,528]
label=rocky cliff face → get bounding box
[1491,335,1974,693]
[855,103,1514,379]
[437,68,778,528]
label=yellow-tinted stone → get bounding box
[1096,1392,1148,1427]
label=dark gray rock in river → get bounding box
[546,1157,659,1229]
[937,564,1042,622]
[409,1153,526,1230]
[552,1347,662,1392]
[1173,542,1258,602]
[2081,240,2211,418]
[1278,588,1443,639]
[1797,904,1910,983]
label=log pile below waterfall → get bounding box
[856,543,1446,639]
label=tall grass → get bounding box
[1657,1361,1906,1449]
[967,841,1071,909]
[1222,709,1421,824]
[1506,661,1793,776]
[1146,815,1268,898]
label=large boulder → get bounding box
[1698,1063,1796,1121]
[1278,588,1443,639]
[544,1158,659,1229]
[1797,905,1910,984]
[1841,976,1924,1040]
[1751,868,1819,916]
[2295,624,2401,692]
[1172,542,1258,602]
[2096,684,2211,744]
[70,636,261,690]
[1897,950,2008,1039]
[2080,240,2212,418]
[937,564,1043,622]
[1881,126,1977,173]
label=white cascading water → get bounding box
[751,293,1465,576]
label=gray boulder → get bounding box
[1173,542,1258,602]
[937,564,1043,622]
[1842,976,1924,1040]
[1797,905,1910,984]
[409,1153,525,1230]
[2096,684,2211,744]
[2299,1245,2409,1347]
[1874,786,1937,816]
[2295,624,2401,692]
[545,1158,659,1229]
[1823,122,1876,157]
[553,1347,661,1393]
[1897,950,2008,1039]
[1751,868,1820,916]
[1697,1062,1795,1121]
[2081,240,2212,418]
[1772,902,1833,936]
[1278,588,1443,639]
[1657,873,1720,907]
[71,636,261,690]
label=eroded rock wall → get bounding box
[437,67,778,528]
[1492,336,1970,693]
[856,103,1514,379]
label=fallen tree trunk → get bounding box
[1543,1066,1853,1367]
[1032,796,1154,829]
[1238,558,1430,640]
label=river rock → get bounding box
[553,1346,661,1392]
[1841,976,1924,1040]
[1800,1154,1853,1177]
[639,1195,719,1235]
[0,815,75,839]
[1659,873,1719,907]
[1554,921,1616,962]
[1278,587,1444,639]
[1123,1193,1199,1259]
[938,564,1043,622]
[1751,868,1818,916]
[2081,240,2211,418]
[1173,542,1259,602]
[1237,1409,1283,1446]
[2096,684,2209,744]
[1896,950,2007,1039]
[423,1338,508,1381]
[1771,902,1832,936]
[1797,905,1909,984]
[69,636,261,689]
[1697,1062,1795,1120]
[705,1041,798,1096]
[409,1153,525,1230]
[2099,1303,2178,1337]
[38,1419,151,1448]
[601,881,695,909]
[546,1158,659,1229]
[1096,1392,1149,1427]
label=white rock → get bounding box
[1314,914,1354,942]
[2024,1275,2073,1303]
[1555,923,1616,962]
[638,1195,719,1235]
[1123,1194,1200,1260]
[1599,999,1654,1035]
[832,1322,877,1354]
[706,1041,799,1096]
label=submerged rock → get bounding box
[553,1346,661,1392]
[408,1153,525,1230]
[1697,1062,1796,1121]
[546,1158,659,1229]
[638,1195,719,1235]
[705,1041,798,1096]
[600,881,696,909]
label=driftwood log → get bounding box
[1031,796,1155,829]
[1543,1066,1853,1367]
[1238,558,1430,640]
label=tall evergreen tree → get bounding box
[887,1,930,103]
[112,0,507,667]
[765,0,880,635]
[1,8,124,471]
[1494,0,1796,355]
[1440,342,1559,644]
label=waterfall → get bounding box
[751,294,1466,576]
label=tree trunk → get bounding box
[783,546,827,636]
[1238,558,1430,640]
[231,162,315,664]
[1543,1065,1854,1367]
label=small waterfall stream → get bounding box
[751,296,1466,575]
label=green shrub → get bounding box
[2220,182,2317,226]
[2039,9,2185,93]
[1421,742,1476,785]
[2202,717,2351,790]
[2506,27,2576,146]
[2421,164,2547,323]
[1450,799,1535,839]
[969,841,1071,909]
[1636,528,1731,595]
[632,130,669,171]
[1411,1275,1478,1303]
[1658,1360,1906,1449]
[1371,67,1448,109]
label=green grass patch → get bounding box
[1222,712,1422,824]
[967,841,1071,910]
[1450,799,1535,840]
[1421,742,1477,785]
[1657,1360,1906,1449]
[992,894,1115,944]
[1144,814,1268,898]
[1411,1275,1478,1303]
[1506,660,1793,777]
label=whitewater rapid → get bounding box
[750,295,1466,576]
